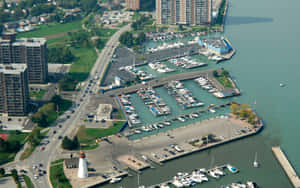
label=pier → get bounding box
[272,147,300,188]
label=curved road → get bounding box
[2,24,131,188]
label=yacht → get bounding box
[172,180,183,187]
[227,164,239,173]
[208,170,220,179]
[280,83,285,87]
[214,168,225,176]
[209,109,216,113]
[109,177,122,184]
[178,117,185,122]
[163,121,171,126]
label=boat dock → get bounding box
[272,147,300,188]
[148,164,233,188]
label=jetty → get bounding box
[272,147,300,188]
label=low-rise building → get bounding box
[198,37,232,54]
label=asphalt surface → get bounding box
[1,24,131,188]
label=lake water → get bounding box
[99,0,300,187]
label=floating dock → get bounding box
[272,147,300,188]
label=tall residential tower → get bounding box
[156,0,212,25]
[0,32,48,84]
[0,64,29,116]
[125,0,140,10]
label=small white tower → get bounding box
[77,151,88,178]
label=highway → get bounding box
[2,24,131,188]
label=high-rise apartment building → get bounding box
[125,0,140,10]
[156,0,212,25]
[0,64,29,116]
[0,32,48,84]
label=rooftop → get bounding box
[0,64,27,74]
[200,37,228,48]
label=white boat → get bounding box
[109,177,122,184]
[163,121,171,126]
[172,180,183,187]
[246,181,255,188]
[209,109,216,113]
[280,83,285,87]
[227,164,239,173]
[178,117,185,122]
[200,174,208,182]
[214,168,225,176]
[253,152,259,168]
[208,170,220,179]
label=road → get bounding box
[2,24,131,188]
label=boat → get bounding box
[280,83,285,87]
[227,164,239,173]
[214,168,225,176]
[208,170,220,179]
[253,152,259,168]
[209,109,216,113]
[172,180,183,187]
[178,117,185,122]
[163,121,171,126]
[109,177,122,184]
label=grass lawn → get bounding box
[69,47,97,82]
[0,130,28,165]
[23,175,34,188]
[97,28,117,38]
[29,89,47,100]
[76,121,124,150]
[17,20,82,38]
[50,162,72,188]
[20,129,49,160]
[51,158,65,165]
[47,35,71,47]
[216,76,233,88]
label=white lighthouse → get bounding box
[77,151,88,178]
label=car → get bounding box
[66,115,70,119]
[19,169,27,173]
[43,170,47,174]
[34,175,38,180]
[41,146,45,151]
[32,165,37,170]
[58,136,62,139]
[53,130,56,134]
[39,163,43,167]
[71,110,75,113]
[58,125,62,128]
[80,98,83,102]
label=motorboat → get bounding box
[227,164,239,173]
[109,177,122,184]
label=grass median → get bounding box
[50,161,72,188]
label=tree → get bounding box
[10,169,18,182]
[62,136,78,150]
[135,32,146,45]
[230,103,240,115]
[213,70,219,77]
[221,70,229,77]
[119,31,134,47]
[0,168,5,176]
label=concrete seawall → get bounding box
[272,147,300,188]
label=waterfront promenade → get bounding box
[272,147,300,188]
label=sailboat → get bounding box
[253,152,259,168]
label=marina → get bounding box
[168,57,207,69]
[165,81,204,109]
[137,87,171,117]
